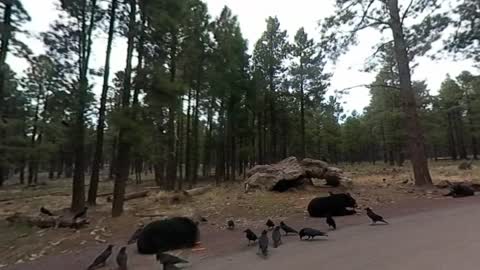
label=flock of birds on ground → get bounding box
[231,207,388,258]
[38,200,390,269]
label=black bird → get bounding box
[227,220,235,230]
[266,219,275,230]
[299,228,328,240]
[200,216,208,222]
[272,226,282,248]
[127,225,144,245]
[244,229,258,245]
[61,120,70,127]
[258,230,269,257]
[87,244,113,270]
[279,221,298,235]
[40,207,54,216]
[365,207,388,224]
[164,265,181,270]
[156,252,189,268]
[326,214,336,230]
[73,206,88,220]
[116,246,127,270]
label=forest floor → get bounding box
[0,160,478,267]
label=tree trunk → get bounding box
[177,106,184,190]
[453,111,467,159]
[112,0,136,217]
[447,112,458,160]
[215,99,225,185]
[109,135,117,180]
[299,67,306,159]
[192,83,200,185]
[88,0,117,205]
[0,3,12,187]
[185,86,192,187]
[387,0,432,186]
[203,98,214,177]
[71,0,98,212]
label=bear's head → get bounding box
[341,193,357,208]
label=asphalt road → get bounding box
[192,200,480,270]
[5,196,480,270]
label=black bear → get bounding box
[444,183,475,198]
[137,217,199,254]
[307,193,357,217]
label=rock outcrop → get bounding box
[244,157,353,192]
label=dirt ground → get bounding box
[0,160,478,268]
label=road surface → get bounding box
[5,196,480,270]
[192,198,480,270]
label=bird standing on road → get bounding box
[258,230,269,257]
[365,207,389,225]
[127,224,144,245]
[87,244,113,270]
[299,228,328,240]
[266,219,275,230]
[116,246,128,270]
[227,220,235,230]
[244,229,258,245]
[156,252,189,268]
[279,221,298,235]
[40,207,54,216]
[326,214,336,230]
[272,226,282,248]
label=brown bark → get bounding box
[112,0,136,217]
[88,0,117,205]
[166,31,179,191]
[107,190,148,202]
[0,2,12,187]
[387,0,432,186]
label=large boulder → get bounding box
[245,157,353,192]
[245,157,305,191]
[301,158,328,178]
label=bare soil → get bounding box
[0,160,478,268]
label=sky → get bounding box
[11,0,479,114]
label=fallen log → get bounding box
[97,192,113,198]
[183,185,212,196]
[107,190,149,202]
[5,213,89,229]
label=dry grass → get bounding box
[0,159,478,265]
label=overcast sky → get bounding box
[11,0,478,114]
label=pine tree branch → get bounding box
[401,0,415,25]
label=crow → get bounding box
[244,229,258,245]
[156,252,188,268]
[116,246,127,270]
[258,230,269,257]
[164,264,181,270]
[40,207,54,216]
[272,226,282,248]
[299,228,328,240]
[365,207,388,224]
[73,206,88,220]
[266,219,275,230]
[326,214,336,230]
[279,221,298,235]
[127,225,144,245]
[87,244,113,270]
[227,220,235,230]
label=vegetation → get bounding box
[0,0,479,216]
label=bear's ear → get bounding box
[346,192,352,197]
